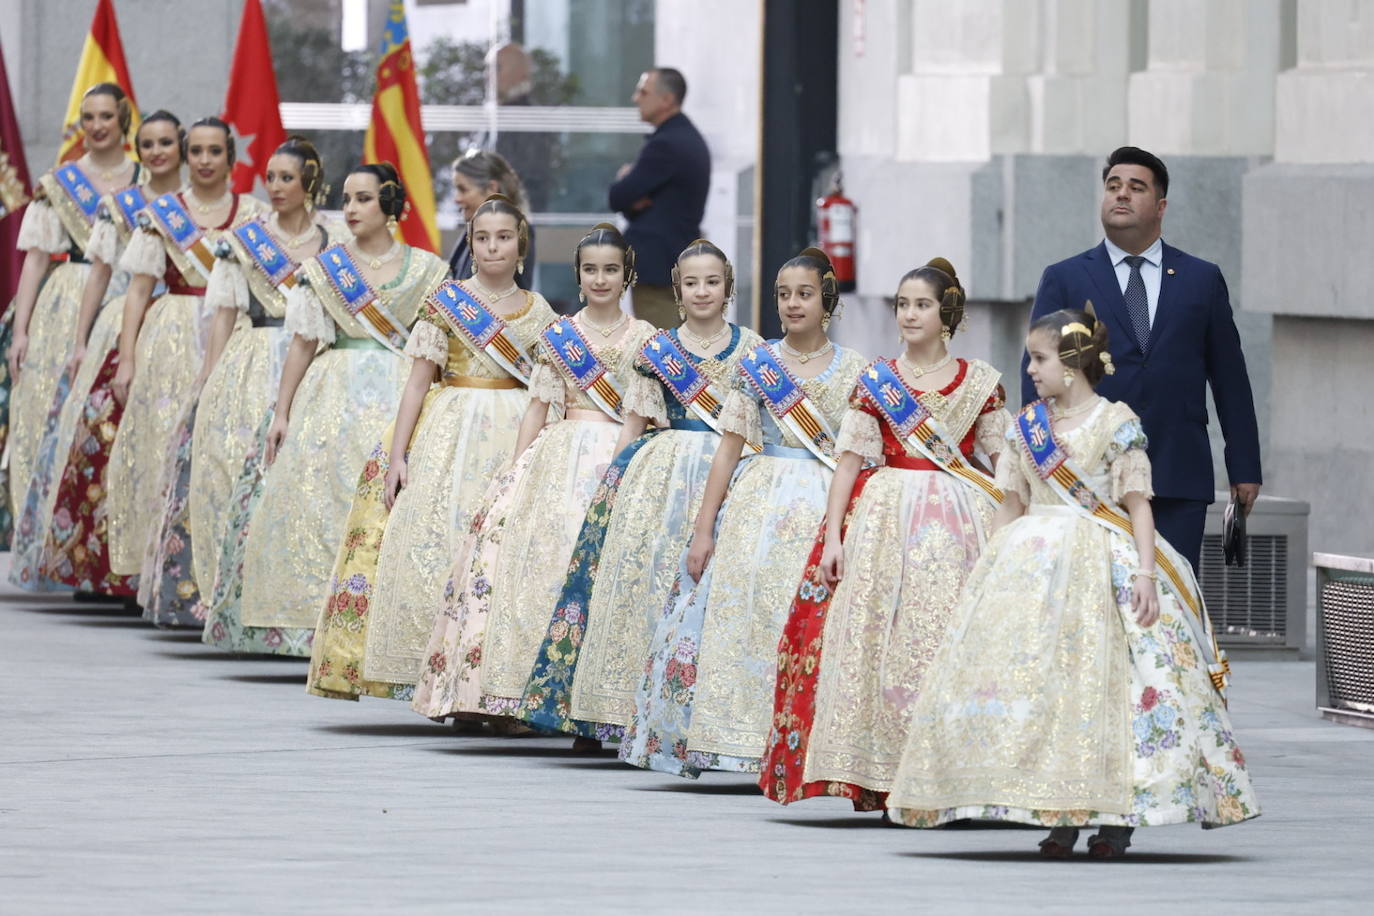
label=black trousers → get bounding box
[1150,497,1210,573]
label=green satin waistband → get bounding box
[334,336,390,351]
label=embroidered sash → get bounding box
[859,359,1002,505]
[428,279,534,384]
[738,342,839,470]
[216,219,303,317]
[40,163,102,250]
[315,243,410,356]
[1016,400,1230,696]
[640,330,758,448]
[144,192,222,284]
[542,317,624,422]
[110,185,147,234]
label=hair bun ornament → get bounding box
[1100,351,1116,375]
[926,256,959,283]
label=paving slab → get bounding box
[1,556,1370,915]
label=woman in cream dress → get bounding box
[410,224,656,725]
[620,249,866,776]
[6,83,137,586]
[137,139,336,626]
[759,259,1009,811]
[307,195,554,701]
[37,112,186,596]
[886,307,1257,858]
[229,163,449,654]
[106,117,266,583]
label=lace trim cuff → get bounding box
[118,229,166,278]
[404,320,449,365]
[85,218,119,266]
[717,388,762,443]
[204,257,249,315]
[974,408,1011,460]
[994,450,1032,504]
[835,408,884,461]
[621,372,667,426]
[1111,447,1155,503]
[17,200,71,254]
[528,361,565,406]
[284,281,336,345]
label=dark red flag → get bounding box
[0,38,33,305]
[222,0,287,194]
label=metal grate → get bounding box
[1321,576,1374,714]
[1197,533,1288,643]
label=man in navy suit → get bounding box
[1025,147,1262,573]
[609,67,711,329]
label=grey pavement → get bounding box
[2,556,1371,915]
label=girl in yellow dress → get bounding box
[307,195,554,700]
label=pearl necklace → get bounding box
[1051,395,1101,419]
[351,239,402,270]
[188,188,233,215]
[472,279,519,302]
[87,156,132,184]
[779,338,832,364]
[272,214,318,250]
[898,351,952,378]
[679,322,730,350]
[579,310,628,339]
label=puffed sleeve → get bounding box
[717,377,762,444]
[527,343,566,406]
[974,384,1011,460]
[85,213,120,266]
[994,427,1032,504]
[204,253,249,315]
[833,385,883,461]
[1107,417,1154,502]
[118,227,166,278]
[404,319,449,366]
[621,357,668,427]
[16,199,70,254]
[283,275,336,345]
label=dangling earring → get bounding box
[821,313,832,332]
[677,303,687,321]
[304,198,314,215]
[517,258,525,275]
[386,215,399,234]
[1063,369,1075,389]
[471,259,479,277]
[720,299,730,317]
[578,289,586,304]
[940,327,952,342]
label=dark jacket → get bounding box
[448,225,537,290]
[1023,240,1262,502]
[608,112,710,286]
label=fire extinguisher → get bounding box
[816,171,857,292]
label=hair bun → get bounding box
[799,246,833,269]
[926,256,959,285]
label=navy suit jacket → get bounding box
[608,112,710,286]
[1023,240,1262,502]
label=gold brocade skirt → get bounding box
[8,262,89,511]
[106,293,205,576]
[187,324,290,597]
[307,381,530,699]
[238,346,408,630]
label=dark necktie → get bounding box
[1123,255,1151,351]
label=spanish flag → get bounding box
[56,0,139,164]
[364,1,438,252]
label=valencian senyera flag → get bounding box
[364,1,439,252]
[56,0,140,164]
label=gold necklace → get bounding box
[351,239,402,270]
[1051,395,1101,419]
[273,215,318,250]
[189,188,232,215]
[679,322,729,350]
[579,310,628,339]
[472,279,519,302]
[779,338,832,364]
[88,157,131,183]
[898,351,952,378]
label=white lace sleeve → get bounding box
[404,320,449,366]
[621,370,668,427]
[118,228,166,278]
[834,407,883,461]
[994,428,1032,504]
[204,257,249,315]
[717,386,762,443]
[284,279,336,345]
[528,359,565,407]
[975,407,1011,460]
[16,200,71,254]
[85,217,119,266]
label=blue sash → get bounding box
[234,220,297,288]
[146,191,219,282]
[1015,400,1228,695]
[738,342,838,469]
[313,244,410,355]
[111,185,147,232]
[640,330,752,443]
[53,163,102,224]
[542,317,623,421]
[857,359,1001,504]
[429,280,534,383]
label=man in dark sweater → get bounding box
[609,67,711,328]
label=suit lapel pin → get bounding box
[1166,268,1176,275]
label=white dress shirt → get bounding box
[1103,235,1163,326]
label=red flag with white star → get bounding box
[222,0,286,194]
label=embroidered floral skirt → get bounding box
[7,369,70,591]
[0,303,14,548]
[885,506,1259,829]
[137,401,207,627]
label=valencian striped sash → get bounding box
[640,330,759,448]
[738,342,838,469]
[428,279,534,384]
[316,243,410,356]
[542,317,624,422]
[144,191,221,283]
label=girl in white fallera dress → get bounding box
[885,305,1258,857]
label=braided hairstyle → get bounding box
[895,256,966,337]
[468,193,530,259]
[671,238,733,305]
[135,110,186,164]
[349,162,405,218]
[83,82,133,137]
[777,246,841,315]
[273,136,328,206]
[573,222,638,292]
[1030,301,1116,385]
[188,116,237,166]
